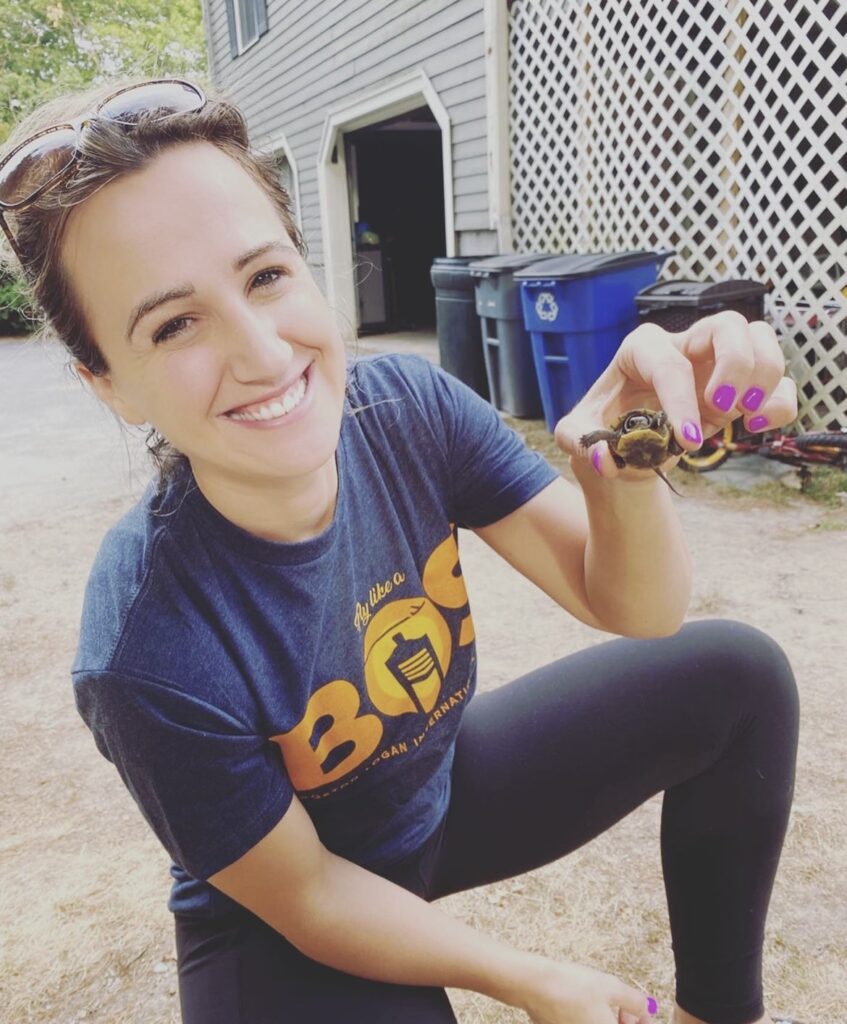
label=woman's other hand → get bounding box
[554,310,798,481]
[516,953,656,1024]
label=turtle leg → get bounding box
[668,433,685,456]
[578,429,618,449]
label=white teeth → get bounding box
[227,372,307,422]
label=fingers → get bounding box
[556,311,798,482]
[740,371,798,434]
[617,324,704,452]
[611,980,659,1020]
[679,313,794,434]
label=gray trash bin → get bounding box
[430,256,491,400]
[468,253,551,417]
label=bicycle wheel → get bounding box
[679,421,736,472]
[793,431,847,451]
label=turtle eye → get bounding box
[624,413,650,431]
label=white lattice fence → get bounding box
[509,0,847,430]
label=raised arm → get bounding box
[475,313,797,639]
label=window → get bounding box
[225,0,268,57]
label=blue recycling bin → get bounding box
[515,250,673,431]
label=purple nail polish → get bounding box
[591,448,602,474]
[682,420,702,445]
[749,415,769,432]
[647,996,659,1016]
[742,386,765,411]
[712,384,737,412]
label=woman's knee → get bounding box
[680,618,799,725]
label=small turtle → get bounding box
[579,409,685,495]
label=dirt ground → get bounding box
[1,337,845,1024]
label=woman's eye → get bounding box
[252,267,288,289]
[153,316,191,344]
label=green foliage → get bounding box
[0,0,208,144]
[0,268,37,334]
[802,465,847,508]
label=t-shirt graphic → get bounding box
[72,354,559,917]
[272,525,475,800]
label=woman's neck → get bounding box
[192,455,340,544]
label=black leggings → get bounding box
[175,620,799,1024]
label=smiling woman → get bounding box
[0,76,801,1024]
[0,78,313,493]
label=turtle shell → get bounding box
[608,410,675,470]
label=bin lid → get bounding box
[514,249,674,281]
[432,255,492,267]
[635,278,770,308]
[431,256,495,289]
[467,252,550,277]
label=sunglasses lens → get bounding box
[98,80,204,125]
[0,127,77,207]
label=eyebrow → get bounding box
[125,240,298,341]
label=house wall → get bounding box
[204,0,496,278]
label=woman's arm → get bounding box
[473,469,690,638]
[209,796,653,1023]
[474,313,797,638]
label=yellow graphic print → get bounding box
[363,598,452,716]
[270,527,476,793]
[271,679,383,791]
[422,530,475,646]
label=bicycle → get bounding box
[679,420,847,489]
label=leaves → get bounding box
[0,0,208,143]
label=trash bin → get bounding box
[468,253,549,418]
[635,279,769,332]
[516,250,673,431]
[430,256,491,400]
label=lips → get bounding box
[223,363,312,416]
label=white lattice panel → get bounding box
[509,0,847,429]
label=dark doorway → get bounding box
[347,107,445,332]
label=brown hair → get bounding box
[0,75,307,484]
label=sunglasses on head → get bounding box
[0,79,207,266]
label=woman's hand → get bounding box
[514,954,657,1024]
[553,311,798,482]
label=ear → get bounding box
[74,362,148,426]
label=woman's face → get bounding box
[63,141,348,493]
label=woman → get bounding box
[0,77,800,1024]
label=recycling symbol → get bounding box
[535,291,559,322]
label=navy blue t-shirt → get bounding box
[73,354,559,917]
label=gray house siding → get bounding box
[202,0,495,273]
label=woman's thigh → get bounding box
[426,618,798,899]
[175,908,457,1024]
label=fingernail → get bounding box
[591,448,603,474]
[682,420,702,445]
[712,384,737,412]
[647,996,659,1016]
[748,415,769,432]
[742,386,765,411]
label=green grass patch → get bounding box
[801,465,847,507]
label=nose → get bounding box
[223,302,294,383]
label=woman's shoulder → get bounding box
[346,350,440,401]
[73,476,197,674]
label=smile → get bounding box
[224,367,310,423]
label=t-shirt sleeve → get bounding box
[73,669,293,881]
[420,358,560,528]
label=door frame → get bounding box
[318,69,454,329]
